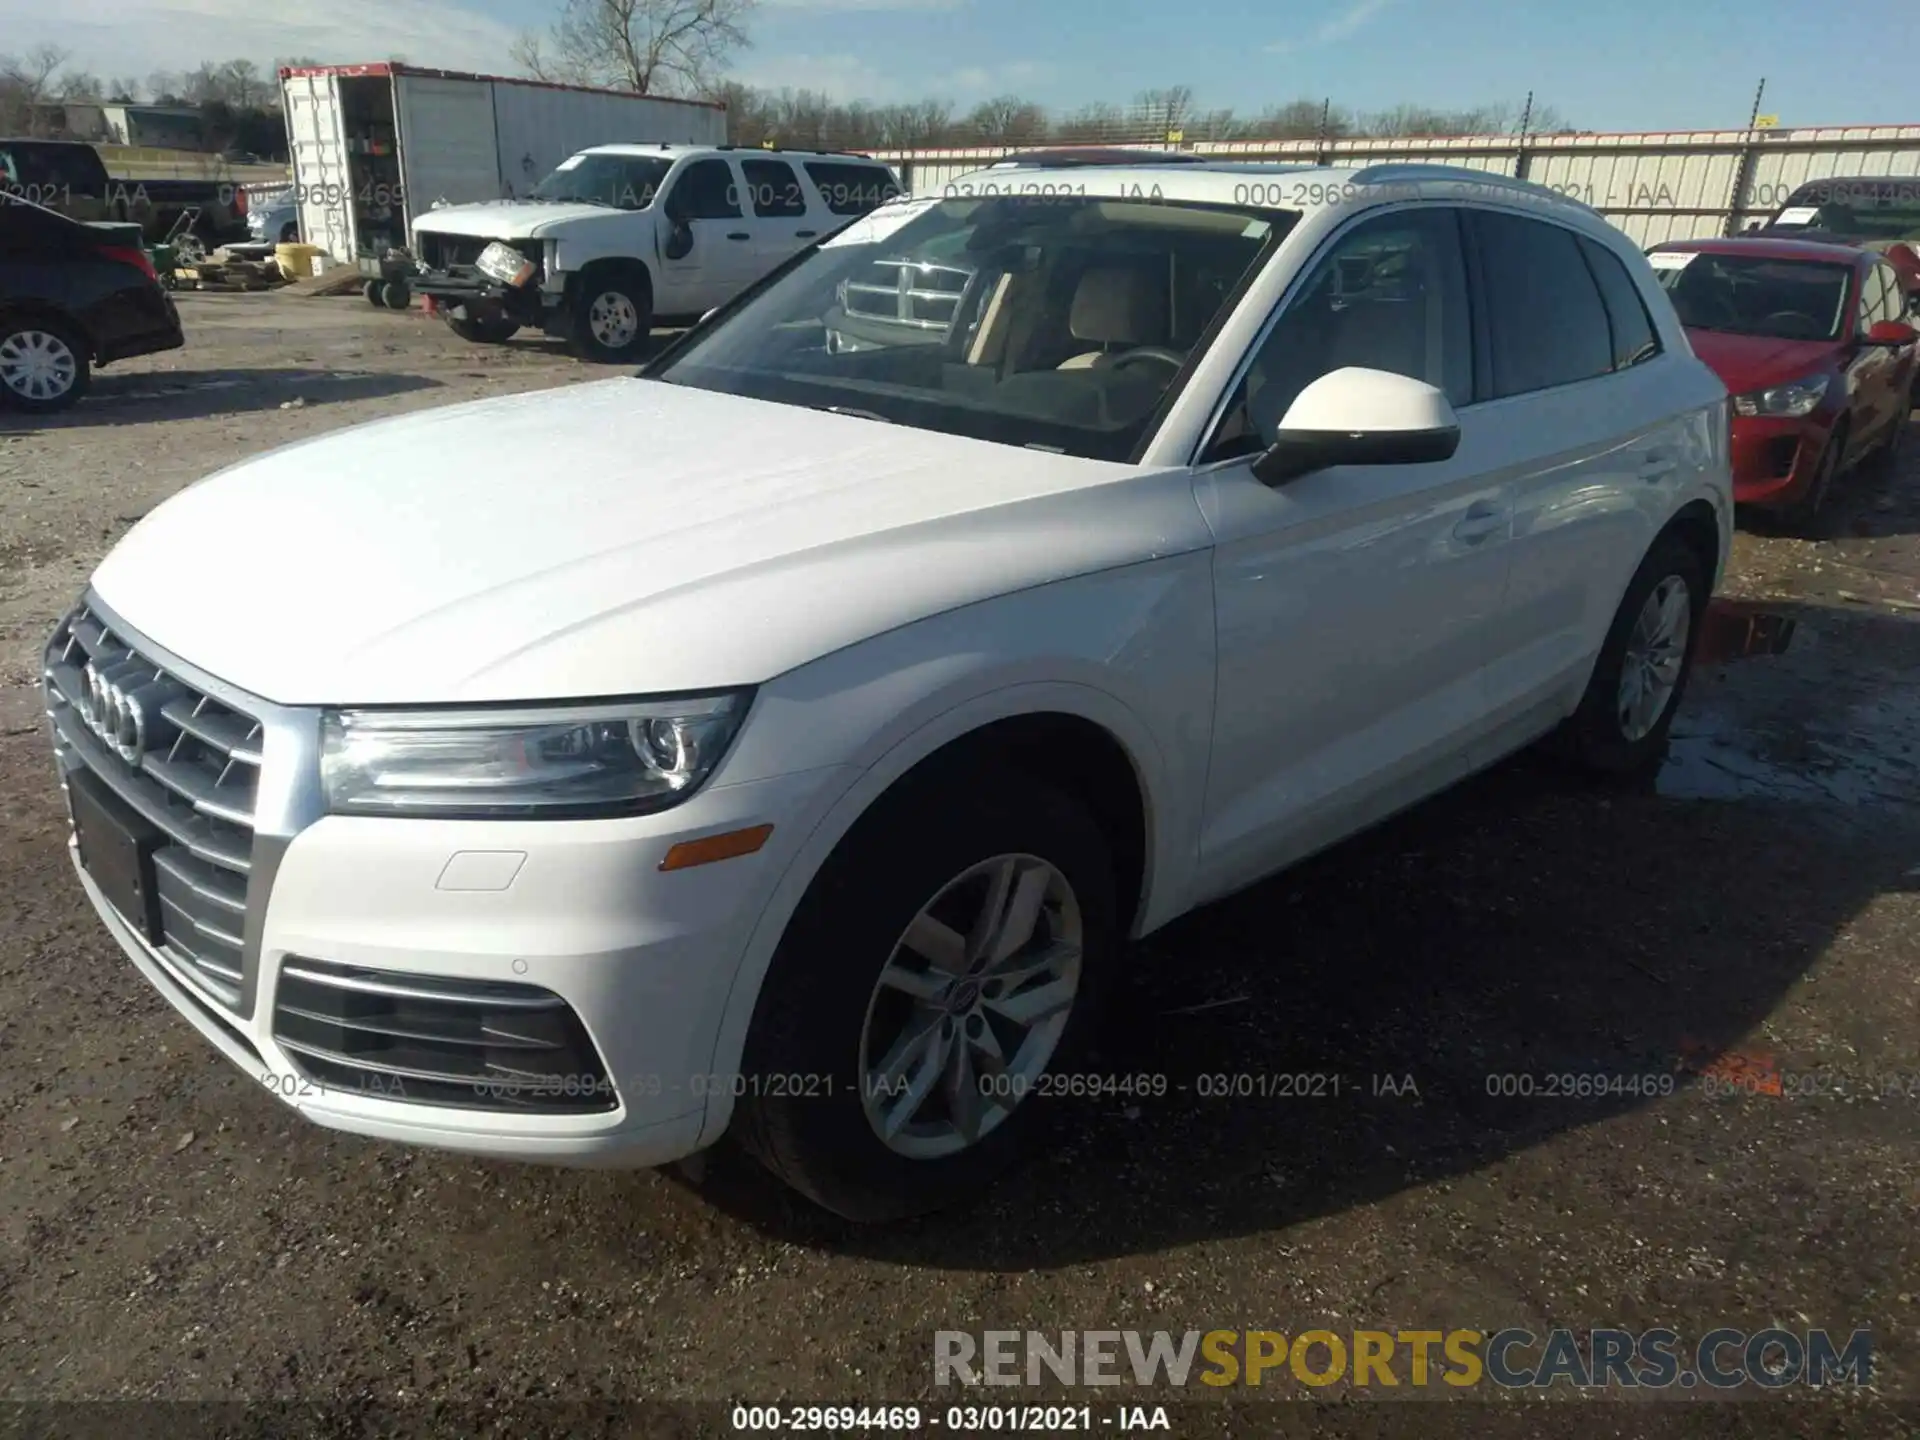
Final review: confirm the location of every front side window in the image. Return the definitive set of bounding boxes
[1206,207,1473,458]
[666,158,742,221]
[1654,251,1853,341]
[530,154,671,211]
[1475,210,1614,398]
[649,193,1295,461]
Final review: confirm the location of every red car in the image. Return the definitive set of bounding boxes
[1646,236,1918,528]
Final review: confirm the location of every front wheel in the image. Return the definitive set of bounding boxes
[569,270,652,363]
[734,770,1118,1222]
[1556,531,1708,778]
[0,320,91,414]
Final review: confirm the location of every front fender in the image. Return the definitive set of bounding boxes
[692,555,1217,1145]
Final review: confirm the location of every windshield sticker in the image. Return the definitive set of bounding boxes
[554,155,585,171]
[1242,219,1272,239]
[821,197,940,248]
[1774,206,1820,225]
[1647,250,1696,270]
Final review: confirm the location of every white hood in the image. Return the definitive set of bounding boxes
[410,200,629,240]
[90,381,1208,706]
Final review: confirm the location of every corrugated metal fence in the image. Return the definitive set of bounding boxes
[872,125,1920,246]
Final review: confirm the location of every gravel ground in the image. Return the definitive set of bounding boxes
[1,293,1917,1439]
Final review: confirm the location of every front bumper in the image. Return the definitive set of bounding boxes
[46,596,847,1168]
[1729,412,1834,508]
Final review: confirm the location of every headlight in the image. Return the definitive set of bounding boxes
[476,241,538,287]
[1732,373,1829,418]
[320,693,750,818]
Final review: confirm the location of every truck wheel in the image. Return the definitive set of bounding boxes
[1555,531,1707,779]
[733,768,1118,1222]
[380,280,412,311]
[569,267,653,363]
[0,319,92,414]
[445,312,520,344]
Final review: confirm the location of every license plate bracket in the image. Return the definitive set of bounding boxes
[68,768,166,945]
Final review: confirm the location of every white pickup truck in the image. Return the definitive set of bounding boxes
[410,144,902,361]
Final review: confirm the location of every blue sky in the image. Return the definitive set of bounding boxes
[14,0,1917,133]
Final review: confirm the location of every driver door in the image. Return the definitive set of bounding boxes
[657,157,757,314]
[1189,205,1517,905]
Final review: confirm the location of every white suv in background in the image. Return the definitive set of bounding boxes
[410,144,901,361]
[48,163,1732,1222]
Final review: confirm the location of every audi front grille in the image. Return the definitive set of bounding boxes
[43,603,263,1013]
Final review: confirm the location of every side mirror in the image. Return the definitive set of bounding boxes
[1866,319,1919,347]
[1251,367,1461,487]
[664,219,694,261]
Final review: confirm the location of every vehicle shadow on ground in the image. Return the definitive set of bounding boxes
[451,325,684,366]
[0,368,444,429]
[684,603,1920,1268]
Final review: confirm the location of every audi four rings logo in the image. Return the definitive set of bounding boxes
[80,661,161,766]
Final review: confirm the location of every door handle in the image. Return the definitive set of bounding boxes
[726,231,751,241]
[1452,501,1506,544]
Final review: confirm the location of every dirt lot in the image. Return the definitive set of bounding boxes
[1,293,1917,1439]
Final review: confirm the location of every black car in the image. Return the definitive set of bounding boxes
[1756,175,1920,296]
[0,195,185,413]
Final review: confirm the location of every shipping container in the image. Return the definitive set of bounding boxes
[278,63,727,263]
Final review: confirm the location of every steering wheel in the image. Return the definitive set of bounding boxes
[1105,346,1186,374]
[1762,310,1821,339]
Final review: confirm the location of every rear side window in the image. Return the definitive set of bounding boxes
[1576,237,1661,369]
[804,162,901,217]
[667,158,741,220]
[739,158,806,218]
[1473,210,1615,397]
[0,194,84,255]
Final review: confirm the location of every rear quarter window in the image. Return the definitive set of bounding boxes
[803,162,902,217]
[1576,236,1662,369]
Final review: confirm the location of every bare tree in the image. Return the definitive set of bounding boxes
[965,94,1047,145]
[60,71,105,102]
[0,44,73,134]
[107,75,143,103]
[514,0,756,96]
[221,59,266,111]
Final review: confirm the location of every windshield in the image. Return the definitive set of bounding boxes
[531,154,671,210]
[1770,182,1920,243]
[648,192,1295,461]
[1652,251,1852,341]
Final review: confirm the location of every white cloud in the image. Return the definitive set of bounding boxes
[1267,0,1394,54]
[733,52,1053,104]
[12,0,522,83]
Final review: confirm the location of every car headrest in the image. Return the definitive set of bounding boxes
[1069,264,1169,346]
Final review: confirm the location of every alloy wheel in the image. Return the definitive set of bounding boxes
[858,853,1083,1160]
[589,292,640,348]
[1617,574,1692,742]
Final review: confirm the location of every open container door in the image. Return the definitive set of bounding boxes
[394,72,504,248]
[283,71,354,262]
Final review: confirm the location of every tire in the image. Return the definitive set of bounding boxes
[1780,427,1843,535]
[379,279,412,311]
[0,318,92,414]
[734,768,1119,1222]
[363,279,384,307]
[1866,405,1909,479]
[569,267,653,363]
[279,223,299,244]
[1556,530,1709,779]
[444,311,520,344]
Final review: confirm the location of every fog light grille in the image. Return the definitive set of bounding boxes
[271,958,616,1113]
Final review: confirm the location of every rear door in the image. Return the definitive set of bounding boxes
[394,73,503,242]
[1466,208,1692,730]
[1190,204,1513,902]
[737,156,818,272]
[800,161,902,233]
[284,73,354,260]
